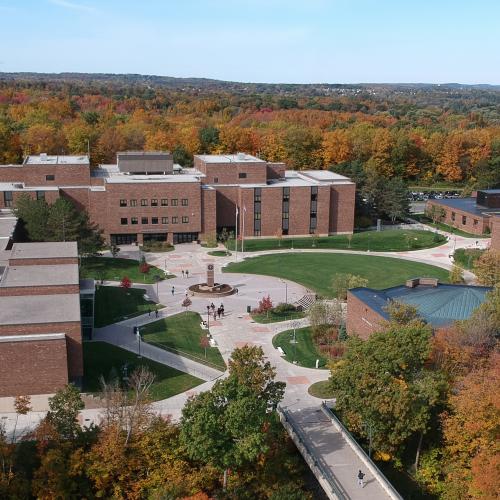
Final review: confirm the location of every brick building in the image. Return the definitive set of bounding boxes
[426,189,500,236]
[491,215,500,251]
[346,278,492,339]
[0,241,84,397]
[0,151,355,245]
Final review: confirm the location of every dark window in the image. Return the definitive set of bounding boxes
[311,186,318,195]
[3,191,13,208]
[182,216,189,223]
[310,200,317,213]
[254,219,261,231]
[254,230,261,236]
[473,219,478,226]
[161,217,168,224]
[141,199,148,206]
[282,212,289,219]
[213,177,219,183]
[120,218,128,225]
[131,217,138,225]
[254,188,261,202]
[141,217,148,224]
[120,199,127,207]
[283,187,290,201]
[152,217,158,224]
[172,216,178,224]
[282,200,289,212]
[282,218,289,230]
[310,215,317,231]
[239,172,247,179]
[171,199,178,206]
[181,199,188,206]
[45,174,55,181]
[451,212,456,221]
[462,215,467,225]
[254,212,261,220]
[151,199,158,207]
[36,191,45,200]
[130,199,137,207]
[161,198,168,206]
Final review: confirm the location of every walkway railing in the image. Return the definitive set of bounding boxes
[320,403,403,500]
[278,405,348,500]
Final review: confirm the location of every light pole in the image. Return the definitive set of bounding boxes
[135,326,142,358]
[206,305,211,332]
[282,280,288,304]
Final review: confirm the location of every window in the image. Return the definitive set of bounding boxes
[181,198,188,206]
[151,199,158,207]
[213,177,219,183]
[283,187,290,201]
[3,191,13,208]
[451,212,456,221]
[238,172,247,179]
[141,199,148,206]
[310,200,317,214]
[36,191,45,200]
[311,186,318,202]
[141,217,148,224]
[130,199,137,207]
[254,188,262,235]
[161,198,168,206]
[254,188,261,202]
[254,230,261,236]
[182,216,189,223]
[120,218,128,225]
[120,199,127,207]
[282,212,289,219]
[462,215,467,225]
[172,216,178,224]
[161,217,168,224]
[45,174,55,181]
[152,217,159,225]
[254,212,261,220]
[473,219,478,226]
[171,199,178,206]
[131,217,138,225]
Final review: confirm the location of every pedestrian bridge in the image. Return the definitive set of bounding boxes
[278,404,402,500]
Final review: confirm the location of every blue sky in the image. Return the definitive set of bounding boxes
[0,0,498,84]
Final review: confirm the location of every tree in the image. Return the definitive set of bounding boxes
[257,295,273,317]
[449,264,463,284]
[200,335,210,358]
[139,261,151,281]
[380,177,410,223]
[180,346,285,491]
[308,300,343,330]
[109,244,120,258]
[12,395,32,443]
[275,228,283,247]
[425,204,446,225]
[383,300,422,325]
[14,194,50,241]
[331,273,368,300]
[182,296,192,313]
[329,322,447,459]
[473,250,500,286]
[46,198,83,242]
[198,126,220,153]
[46,384,84,440]
[120,276,131,290]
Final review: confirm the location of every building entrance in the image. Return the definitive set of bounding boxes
[173,232,199,244]
[110,233,137,245]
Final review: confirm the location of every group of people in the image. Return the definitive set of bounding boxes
[207,302,224,321]
[180,269,190,278]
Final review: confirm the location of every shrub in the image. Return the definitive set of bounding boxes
[332,273,369,300]
[256,295,273,315]
[355,215,372,229]
[141,241,174,252]
[273,303,297,314]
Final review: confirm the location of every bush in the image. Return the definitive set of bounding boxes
[273,303,297,314]
[355,215,373,229]
[141,241,174,253]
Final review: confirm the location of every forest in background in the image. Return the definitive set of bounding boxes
[0,73,499,190]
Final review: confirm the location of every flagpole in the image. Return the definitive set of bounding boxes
[235,204,239,261]
[242,205,246,253]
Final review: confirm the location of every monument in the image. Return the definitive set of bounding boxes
[188,263,235,297]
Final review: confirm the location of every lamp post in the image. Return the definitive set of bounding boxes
[206,305,211,331]
[134,326,142,359]
[282,280,288,304]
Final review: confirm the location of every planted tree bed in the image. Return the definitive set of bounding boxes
[81,257,166,283]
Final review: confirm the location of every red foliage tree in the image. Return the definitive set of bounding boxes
[120,276,131,290]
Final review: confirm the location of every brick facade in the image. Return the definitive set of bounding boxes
[0,337,68,397]
[346,291,386,339]
[491,216,500,251]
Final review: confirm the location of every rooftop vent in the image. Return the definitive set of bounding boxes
[40,153,48,161]
[405,277,439,288]
[236,152,246,161]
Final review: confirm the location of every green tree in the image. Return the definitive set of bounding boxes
[198,126,220,153]
[380,177,410,223]
[46,384,84,440]
[331,273,368,300]
[329,322,447,459]
[46,198,83,242]
[180,346,285,490]
[14,194,50,241]
[173,144,193,167]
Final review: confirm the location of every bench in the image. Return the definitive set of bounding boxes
[277,347,285,356]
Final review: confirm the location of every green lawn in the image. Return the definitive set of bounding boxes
[226,229,445,253]
[224,253,449,298]
[251,310,306,324]
[94,286,161,328]
[141,312,226,371]
[80,257,167,283]
[273,327,328,368]
[453,248,485,270]
[308,380,335,399]
[83,342,203,401]
[412,214,490,238]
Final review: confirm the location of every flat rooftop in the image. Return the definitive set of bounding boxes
[24,154,89,165]
[351,283,492,327]
[0,264,79,287]
[196,153,265,163]
[0,293,81,325]
[10,241,78,260]
[0,182,59,192]
[431,197,500,217]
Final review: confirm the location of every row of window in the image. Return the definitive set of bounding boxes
[450,212,479,226]
[121,216,189,226]
[119,198,188,207]
[3,191,45,207]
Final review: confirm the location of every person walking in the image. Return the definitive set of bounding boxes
[217,307,221,319]
[220,303,224,317]
[181,270,185,278]
[357,470,365,488]
[185,269,189,278]
[155,309,159,318]
[171,286,175,296]
[213,310,217,321]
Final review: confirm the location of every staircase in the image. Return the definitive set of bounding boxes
[295,293,316,311]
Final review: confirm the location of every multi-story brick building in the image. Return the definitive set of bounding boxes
[0,241,84,397]
[491,215,500,251]
[346,278,492,339]
[426,189,500,236]
[0,151,355,245]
